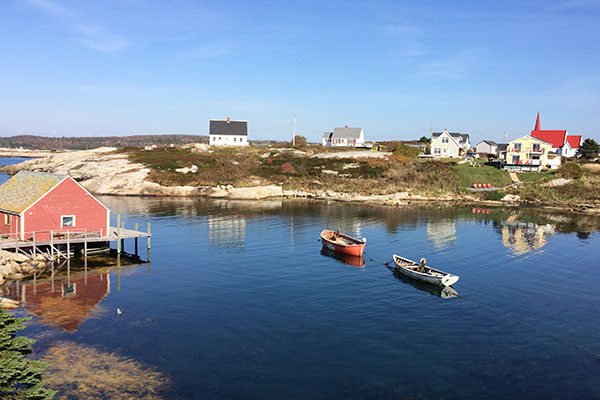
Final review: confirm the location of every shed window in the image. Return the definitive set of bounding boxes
[61,215,75,227]
[4,214,10,225]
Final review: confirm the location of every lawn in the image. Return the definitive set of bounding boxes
[451,163,513,189]
[518,171,553,183]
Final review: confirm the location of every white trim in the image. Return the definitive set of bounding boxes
[106,210,110,237]
[20,212,24,241]
[61,215,76,227]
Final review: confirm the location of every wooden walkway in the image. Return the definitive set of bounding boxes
[0,227,149,250]
[0,225,151,261]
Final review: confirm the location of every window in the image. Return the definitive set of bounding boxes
[61,215,75,227]
[4,214,9,225]
[233,137,237,142]
[442,137,449,143]
[512,155,520,164]
[434,148,441,154]
[514,143,521,152]
[532,143,541,152]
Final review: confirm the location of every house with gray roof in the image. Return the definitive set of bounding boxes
[430,129,471,158]
[476,140,498,155]
[209,117,248,146]
[322,126,365,147]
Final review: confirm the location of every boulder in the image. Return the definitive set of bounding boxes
[8,273,25,281]
[542,178,571,187]
[0,297,19,309]
[502,194,521,202]
[227,186,284,200]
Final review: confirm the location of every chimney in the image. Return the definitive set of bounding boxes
[345,125,348,129]
[227,116,230,123]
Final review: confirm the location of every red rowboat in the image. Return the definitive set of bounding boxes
[320,230,366,257]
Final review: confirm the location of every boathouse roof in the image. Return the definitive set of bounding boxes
[0,170,67,214]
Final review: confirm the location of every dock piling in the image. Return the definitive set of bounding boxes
[147,222,151,262]
[32,232,36,257]
[135,222,139,257]
[117,215,121,253]
[121,221,125,254]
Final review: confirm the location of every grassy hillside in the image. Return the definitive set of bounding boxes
[123,145,600,204]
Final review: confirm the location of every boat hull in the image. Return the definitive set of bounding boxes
[392,254,459,287]
[320,230,366,257]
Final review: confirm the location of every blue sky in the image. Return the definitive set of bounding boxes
[1,0,599,143]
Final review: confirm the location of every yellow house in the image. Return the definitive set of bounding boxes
[504,135,561,171]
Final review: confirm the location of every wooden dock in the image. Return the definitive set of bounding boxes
[0,222,151,260]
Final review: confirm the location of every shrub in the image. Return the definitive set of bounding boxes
[281,162,296,174]
[558,163,583,179]
[486,190,506,201]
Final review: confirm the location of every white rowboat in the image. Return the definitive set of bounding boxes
[392,254,459,287]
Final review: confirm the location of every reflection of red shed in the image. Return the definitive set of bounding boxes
[0,171,110,241]
[17,273,111,333]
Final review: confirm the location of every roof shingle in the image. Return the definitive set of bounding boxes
[0,171,66,214]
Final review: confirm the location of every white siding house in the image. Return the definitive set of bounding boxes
[476,140,497,155]
[209,118,248,146]
[430,129,471,158]
[322,126,365,147]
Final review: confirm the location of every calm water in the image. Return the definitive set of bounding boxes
[2,159,600,399]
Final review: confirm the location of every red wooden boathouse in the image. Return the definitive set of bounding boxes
[0,171,110,241]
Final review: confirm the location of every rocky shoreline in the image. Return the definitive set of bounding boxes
[0,147,598,213]
[0,250,53,309]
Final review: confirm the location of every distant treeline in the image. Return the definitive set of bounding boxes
[0,134,209,150]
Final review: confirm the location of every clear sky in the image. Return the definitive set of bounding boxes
[1,0,599,143]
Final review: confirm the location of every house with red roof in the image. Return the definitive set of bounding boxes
[530,113,581,158]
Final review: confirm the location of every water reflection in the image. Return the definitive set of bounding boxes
[6,258,145,333]
[426,219,456,250]
[208,215,246,249]
[10,268,110,333]
[320,248,365,268]
[500,215,556,256]
[99,196,600,257]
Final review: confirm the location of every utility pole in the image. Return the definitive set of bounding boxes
[292,115,296,147]
[430,120,433,138]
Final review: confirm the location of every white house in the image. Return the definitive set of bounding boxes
[322,126,365,147]
[209,117,248,146]
[476,140,497,155]
[430,129,471,158]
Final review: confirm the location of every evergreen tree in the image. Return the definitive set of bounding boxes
[0,310,54,399]
[576,138,599,159]
[419,136,431,144]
